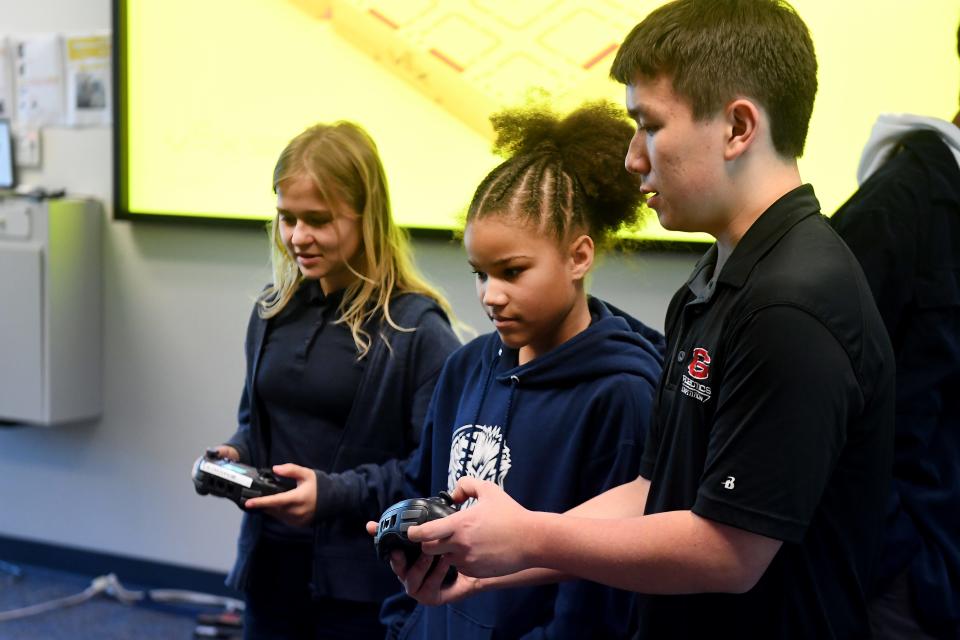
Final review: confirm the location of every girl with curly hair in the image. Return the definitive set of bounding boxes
[311,102,664,638]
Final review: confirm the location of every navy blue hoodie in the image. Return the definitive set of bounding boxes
[316,297,664,639]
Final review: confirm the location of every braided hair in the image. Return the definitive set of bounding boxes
[467,101,645,248]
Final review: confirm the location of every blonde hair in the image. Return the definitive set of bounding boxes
[259,121,455,358]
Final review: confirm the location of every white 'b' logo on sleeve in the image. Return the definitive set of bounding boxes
[723,476,736,490]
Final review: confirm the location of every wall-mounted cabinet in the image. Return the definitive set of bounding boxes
[0,197,101,425]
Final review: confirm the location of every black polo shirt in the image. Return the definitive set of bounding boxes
[635,185,895,639]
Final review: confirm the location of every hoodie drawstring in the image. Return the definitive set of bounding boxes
[493,374,520,488]
[459,356,497,481]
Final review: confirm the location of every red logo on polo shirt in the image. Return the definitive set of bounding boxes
[687,347,711,380]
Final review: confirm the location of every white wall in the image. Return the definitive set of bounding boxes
[0,0,698,573]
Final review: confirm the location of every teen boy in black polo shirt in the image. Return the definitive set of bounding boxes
[379,1,896,638]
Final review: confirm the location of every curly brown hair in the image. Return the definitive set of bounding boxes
[466,101,645,249]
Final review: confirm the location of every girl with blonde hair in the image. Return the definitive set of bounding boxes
[210,121,460,638]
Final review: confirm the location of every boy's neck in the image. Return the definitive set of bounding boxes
[714,160,803,274]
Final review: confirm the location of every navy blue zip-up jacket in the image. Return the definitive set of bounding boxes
[224,292,460,603]
[833,129,960,636]
[315,297,664,639]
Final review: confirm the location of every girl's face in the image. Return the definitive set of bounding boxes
[277,173,363,294]
[465,214,592,364]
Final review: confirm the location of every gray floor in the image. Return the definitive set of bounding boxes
[0,563,234,639]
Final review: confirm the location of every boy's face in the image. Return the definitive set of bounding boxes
[625,74,729,236]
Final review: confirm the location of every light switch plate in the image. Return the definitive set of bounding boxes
[14,128,41,168]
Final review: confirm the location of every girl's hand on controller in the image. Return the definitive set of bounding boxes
[367,521,482,607]
[363,521,480,605]
[395,550,481,605]
[211,445,240,462]
[243,463,317,527]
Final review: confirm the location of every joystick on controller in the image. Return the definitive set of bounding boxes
[374,491,459,585]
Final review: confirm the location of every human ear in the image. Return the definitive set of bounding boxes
[568,234,595,281]
[724,99,761,161]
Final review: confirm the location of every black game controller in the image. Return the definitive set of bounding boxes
[192,449,296,508]
[374,491,459,585]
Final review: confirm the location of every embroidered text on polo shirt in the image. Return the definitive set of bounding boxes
[681,346,712,402]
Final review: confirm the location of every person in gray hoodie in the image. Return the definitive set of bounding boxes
[831,23,960,640]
